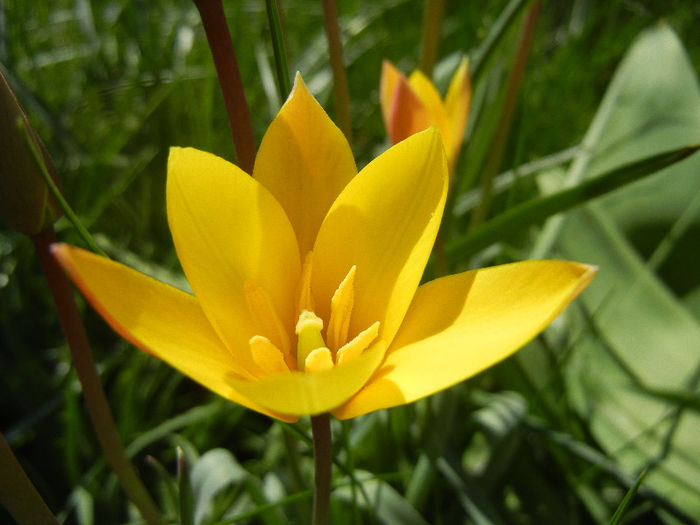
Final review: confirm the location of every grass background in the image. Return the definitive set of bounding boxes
[1,0,700,523]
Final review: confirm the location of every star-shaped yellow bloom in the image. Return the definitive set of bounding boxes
[53,74,594,422]
[380,58,471,171]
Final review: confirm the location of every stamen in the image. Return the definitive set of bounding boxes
[304,347,333,373]
[250,335,290,375]
[296,252,315,313]
[327,265,356,352]
[244,281,291,355]
[336,321,380,365]
[295,310,325,370]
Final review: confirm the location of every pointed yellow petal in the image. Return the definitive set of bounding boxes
[443,57,471,168]
[326,265,356,351]
[250,336,290,375]
[254,73,357,255]
[167,147,300,372]
[312,128,448,348]
[52,244,297,421]
[334,261,596,419]
[408,70,452,154]
[336,321,380,366]
[229,340,386,415]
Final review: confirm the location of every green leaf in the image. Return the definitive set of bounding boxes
[548,24,700,519]
[608,468,647,525]
[447,143,698,260]
[190,449,247,525]
[334,471,430,525]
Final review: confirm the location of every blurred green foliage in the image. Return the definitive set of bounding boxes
[1,1,699,523]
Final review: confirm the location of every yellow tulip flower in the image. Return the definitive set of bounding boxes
[53,74,594,422]
[381,58,471,171]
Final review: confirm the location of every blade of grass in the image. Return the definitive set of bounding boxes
[265,0,291,100]
[447,144,699,260]
[468,0,541,231]
[469,0,530,83]
[608,468,647,525]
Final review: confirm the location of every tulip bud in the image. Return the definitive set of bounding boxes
[0,68,61,235]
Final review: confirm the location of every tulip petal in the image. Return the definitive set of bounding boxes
[52,244,296,421]
[167,147,300,372]
[445,57,472,169]
[408,70,452,154]
[229,341,386,415]
[380,60,402,129]
[382,68,432,145]
[443,57,471,168]
[312,128,448,348]
[334,261,596,419]
[254,74,357,255]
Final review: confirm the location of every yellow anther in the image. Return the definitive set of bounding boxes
[250,335,290,375]
[296,251,315,313]
[336,321,380,365]
[304,347,334,374]
[327,265,356,352]
[295,310,326,370]
[244,281,291,354]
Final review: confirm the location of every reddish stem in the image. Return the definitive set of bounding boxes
[194,0,257,173]
[32,228,163,525]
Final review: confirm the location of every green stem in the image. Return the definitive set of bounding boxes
[419,0,445,76]
[19,119,105,256]
[321,0,353,145]
[265,0,292,100]
[0,431,58,525]
[194,0,256,173]
[468,0,541,231]
[311,413,332,525]
[32,228,164,525]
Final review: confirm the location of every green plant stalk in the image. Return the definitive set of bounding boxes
[321,0,353,145]
[0,431,58,525]
[419,0,445,76]
[448,144,700,260]
[311,413,332,525]
[32,228,164,525]
[469,0,529,83]
[608,468,647,525]
[468,0,541,231]
[265,0,292,100]
[194,0,256,173]
[19,119,106,257]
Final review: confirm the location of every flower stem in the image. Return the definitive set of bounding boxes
[0,431,58,525]
[32,228,164,525]
[321,0,353,146]
[419,0,445,76]
[194,0,256,174]
[311,413,332,525]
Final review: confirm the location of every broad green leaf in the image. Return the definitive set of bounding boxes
[550,24,700,518]
[334,471,429,525]
[190,449,248,525]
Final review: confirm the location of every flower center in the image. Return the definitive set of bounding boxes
[245,253,379,377]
